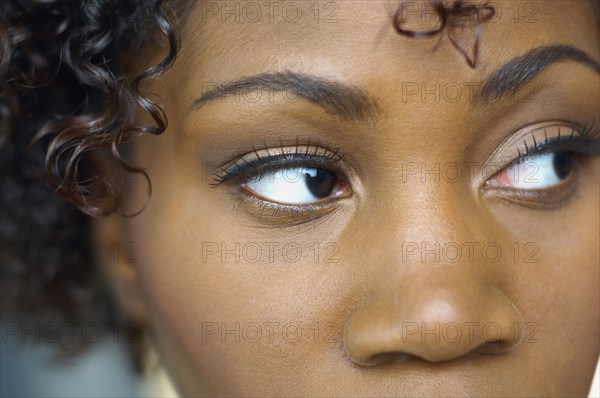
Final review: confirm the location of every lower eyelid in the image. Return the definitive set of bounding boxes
[482,161,581,210]
[233,188,343,227]
[483,183,578,210]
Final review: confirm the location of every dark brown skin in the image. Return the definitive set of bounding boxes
[95,1,599,396]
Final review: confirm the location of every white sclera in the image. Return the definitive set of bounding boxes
[245,167,328,204]
[503,153,564,189]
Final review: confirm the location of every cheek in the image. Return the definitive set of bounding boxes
[549,204,600,386]
[529,243,600,394]
[125,156,358,394]
[501,194,600,393]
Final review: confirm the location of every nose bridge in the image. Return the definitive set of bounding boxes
[377,179,491,267]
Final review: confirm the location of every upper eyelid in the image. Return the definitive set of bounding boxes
[481,121,599,177]
[220,142,344,168]
[207,121,600,187]
[211,148,346,187]
[491,135,599,180]
[516,134,600,161]
[519,120,600,155]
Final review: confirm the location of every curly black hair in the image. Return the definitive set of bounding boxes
[1,0,184,367]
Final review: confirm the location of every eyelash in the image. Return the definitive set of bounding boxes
[209,120,600,218]
[513,121,600,165]
[210,141,345,188]
[482,120,600,209]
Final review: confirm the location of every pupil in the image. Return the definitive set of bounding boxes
[552,152,573,180]
[304,169,335,198]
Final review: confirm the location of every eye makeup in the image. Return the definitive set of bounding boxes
[210,141,346,187]
[483,119,600,208]
[209,139,353,226]
[207,117,600,222]
[483,120,600,172]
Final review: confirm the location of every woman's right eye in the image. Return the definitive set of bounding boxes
[243,167,350,205]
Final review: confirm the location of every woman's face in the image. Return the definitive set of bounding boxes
[104,1,599,395]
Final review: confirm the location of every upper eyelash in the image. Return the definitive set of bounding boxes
[210,140,345,188]
[515,120,600,163]
[208,120,600,187]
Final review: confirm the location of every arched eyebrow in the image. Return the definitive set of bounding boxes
[479,44,600,102]
[191,45,599,120]
[191,70,380,123]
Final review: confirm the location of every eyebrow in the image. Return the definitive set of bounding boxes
[191,45,599,119]
[479,44,600,101]
[191,71,379,122]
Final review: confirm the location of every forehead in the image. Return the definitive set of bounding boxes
[176,0,599,82]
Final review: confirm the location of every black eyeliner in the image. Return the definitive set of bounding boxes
[516,122,600,164]
[210,144,344,187]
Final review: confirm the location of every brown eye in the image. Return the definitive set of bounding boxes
[305,168,336,198]
[552,152,574,180]
[243,167,349,205]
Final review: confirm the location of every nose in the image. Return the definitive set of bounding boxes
[343,275,523,365]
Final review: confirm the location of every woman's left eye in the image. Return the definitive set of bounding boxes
[488,151,574,190]
[243,167,349,205]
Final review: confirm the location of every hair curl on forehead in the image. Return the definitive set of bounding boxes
[393,0,495,68]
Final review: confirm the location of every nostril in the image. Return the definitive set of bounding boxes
[474,340,514,355]
[343,288,524,366]
[361,352,411,366]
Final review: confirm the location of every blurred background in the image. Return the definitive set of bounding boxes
[0,329,177,397]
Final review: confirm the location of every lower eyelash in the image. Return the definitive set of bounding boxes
[231,190,341,227]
